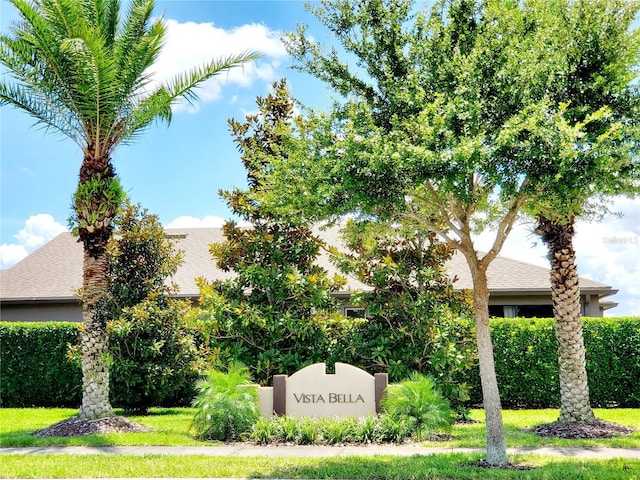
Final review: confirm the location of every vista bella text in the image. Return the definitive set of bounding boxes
[293,393,365,404]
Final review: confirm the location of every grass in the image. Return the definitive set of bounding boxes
[2,407,638,448]
[1,453,639,479]
[0,408,638,479]
[429,408,640,449]
[0,408,207,447]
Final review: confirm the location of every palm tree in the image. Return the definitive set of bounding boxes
[530,0,639,426]
[0,0,259,420]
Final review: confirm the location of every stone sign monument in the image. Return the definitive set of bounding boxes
[271,362,388,419]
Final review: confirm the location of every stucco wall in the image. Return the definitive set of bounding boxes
[0,302,82,322]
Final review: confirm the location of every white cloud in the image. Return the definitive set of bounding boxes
[0,244,28,269]
[148,20,288,112]
[573,197,639,316]
[1,214,67,269]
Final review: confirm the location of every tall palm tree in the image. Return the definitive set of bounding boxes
[530,0,639,426]
[0,0,259,420]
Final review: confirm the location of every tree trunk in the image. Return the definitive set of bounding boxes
[78,251,113,420]
[76,154,118,420]
[468,258,508,466]
[537,215,595,423]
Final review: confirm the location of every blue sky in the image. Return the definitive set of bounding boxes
[1,0,639,315]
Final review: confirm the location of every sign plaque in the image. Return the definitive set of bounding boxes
[283,362,377,418]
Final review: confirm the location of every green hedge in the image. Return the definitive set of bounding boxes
[463,317,640,408]
[0,322,81,407]
[2,317,639,408]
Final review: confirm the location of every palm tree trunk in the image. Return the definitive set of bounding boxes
[537,215,595,423]
[76,154,118,420]
[78,250,113,420]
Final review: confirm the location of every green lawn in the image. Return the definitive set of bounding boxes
[1,407,638,448]
[1,452,639,479]
[1,408,638,479]
[0,408,205,447]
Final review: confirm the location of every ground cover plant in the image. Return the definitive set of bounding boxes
[249,415,417,445]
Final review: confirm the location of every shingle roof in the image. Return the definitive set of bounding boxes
[0,227,615,303]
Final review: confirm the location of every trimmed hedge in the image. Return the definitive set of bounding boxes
[2,317,639,408]
[463,317,640,408]
[0,322,81,407]
[583,318,640,407]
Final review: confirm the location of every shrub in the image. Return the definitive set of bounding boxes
[0,322,81,407]
[248,413,427,445]
[381,373,454,441]
[487,317,560,408]
[108,297,200,413]
[2,317,638,409]
[104,201,201,413]
[191,362,260,441]
[582,317,640,407]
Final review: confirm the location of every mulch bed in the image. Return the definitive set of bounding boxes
[34,416,151,437]
[465,460,533,470]
[530,419,636,439]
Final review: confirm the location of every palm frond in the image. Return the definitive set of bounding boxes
[115,17,165,104]
[7,0,86,129]
[166,51,262,105]
[0,82,85,145]
[60,32,120,154]
[85,0,120,46]
[115,0,156,64]
[2,0,263,154]
[122,51,262,140]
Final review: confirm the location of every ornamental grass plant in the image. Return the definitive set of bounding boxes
[190,362,259,441]
[381,373,455,441]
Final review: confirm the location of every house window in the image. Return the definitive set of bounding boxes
[489,305,554,318]
[517,305,553,318]
[344,308,366,318]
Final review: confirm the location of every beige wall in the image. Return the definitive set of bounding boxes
[1,291,607,322]
[0,302,82,322]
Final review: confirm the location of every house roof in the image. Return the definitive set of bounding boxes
[0,227,616,303]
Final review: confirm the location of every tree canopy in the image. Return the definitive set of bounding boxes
[260,0,639,464]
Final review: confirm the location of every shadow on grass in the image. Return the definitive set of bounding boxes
[254,454,640,480]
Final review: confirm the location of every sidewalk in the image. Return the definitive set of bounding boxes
[2,444,640,459]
